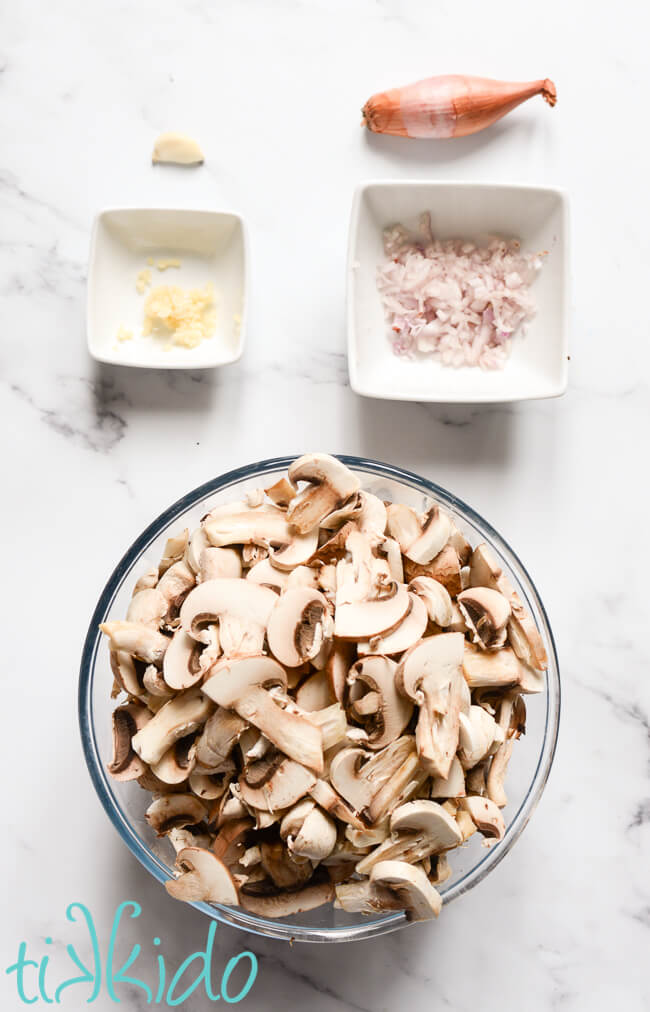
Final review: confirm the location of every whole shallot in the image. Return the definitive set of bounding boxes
[362,75,557,139]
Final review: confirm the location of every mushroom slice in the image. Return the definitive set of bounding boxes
[245,557,289,592]
[238,757,317,812]
[457,587,511,650]
[132,686,213,765]
[346,655,413,750]
[240,878,334,917]
[335,584,410,640]
[286,454,360,534]
[133,568,159,594]
[458,705,502,770]
[156,560,196,611]
[295,670,334,711]
[189,769,230,801]
[357,592,428,656]
[329,736,416,818]
[334,878,403,914]
[386,504,421,552]
[405,545,462,598]
[405,506,452,565]
[152,734,197,785]
[212,817,253,863]
[409,576,454,627]
[100,621,170,665]
[357,800,462,875]
[165,848,240,906]
[199,547,242,583]
[267,588,333,668]
[203,504,292,550]
[280,801,337,861]
[396,634,469,778]
[107,703,151,781]
[126,589,168,628]
[370,861,442,921]
[462,642,521,688]
[158,529,189,577]
[202,656,324,773]
[469,543,547,671]
[259,841,314,889]
[152,132,205,166]
[270,528,320,571]
[308,779,366,830]
[163,628,206,690]
[265,477,297,508]
[180,578,277,655]
[430,756,466,799]
[168,826,212,854]
[459,797,506,843]
[378,537,404,584]
[194,708,246,771]
[145,794,207,836]
[325,640,355,702]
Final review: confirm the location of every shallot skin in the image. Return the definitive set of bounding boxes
[362,75,557,139]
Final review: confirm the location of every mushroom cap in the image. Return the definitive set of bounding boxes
[386,503,421,552]
[194,708,246,771]
[203,504,292,549]
[156,560,196,609]
[166,847,239,905]
[179,578,277,643]
[198,546,243,582]
[457,587,511,650]
[107,703,150,781]
[100,621,170,665]
[370,860,442,921]
[267,587,333,668]
[238,757,317,812]
[201,655,287,709]
[389,800,462,850]
[357,592,428,656]
[409,576,454,627]
[347,655,413,750]
[126,588,168,628]
[405,507,452,565]
[152,735,197,785]
[162,628,205,690]
[295,670,334,711]
[458,704,500,769]
[335,584,410,640]
[245,556,289,592]
[270,528,319,571]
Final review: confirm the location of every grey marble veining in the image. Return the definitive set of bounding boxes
[1,0,649,1010]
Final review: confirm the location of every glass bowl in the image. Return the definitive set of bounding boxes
[79,455,560,943]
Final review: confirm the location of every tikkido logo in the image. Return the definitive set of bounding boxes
[5,902,258,1006]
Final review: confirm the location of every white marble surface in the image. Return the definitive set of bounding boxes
[1,0,648,1009]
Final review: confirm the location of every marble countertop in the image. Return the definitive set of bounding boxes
[2,1,648,1009]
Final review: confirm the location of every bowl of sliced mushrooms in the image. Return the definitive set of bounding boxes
[79,454,560,942]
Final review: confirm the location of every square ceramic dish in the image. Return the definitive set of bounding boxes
[347,181,569,402]
[87,208,248,368]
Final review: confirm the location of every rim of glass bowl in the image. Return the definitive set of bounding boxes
[79,455,560,944]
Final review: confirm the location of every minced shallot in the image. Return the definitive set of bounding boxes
[377,213,545,370]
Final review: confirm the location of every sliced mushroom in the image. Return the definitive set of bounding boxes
[265,476,297,508]
[238,756,317,812]
[199,547,243,583]
[131,686,213,765]
[194,708,246,771]
[409,576,454,627]
[240,878,334,917]
[259,841,314,889]
[142,664,175,699]
[180,578,277,656]
[404,545,462,598]
[459,796,506,842]
[126,588,168,628]
[100,621,170,665]
[357,592,428,656]
[356,800,462,875]
[295,670,334,711]
[335,583,410,640]
[462,642,521,688]
[158,530,190,577]
[405,507,452,565]
[107,703,151,781]
[152,734,197,785]
[308,779,366,830]
[457,587,511,650]
[166,848,240,906]
[156,560,196,612]
[280,801,337,861]
[334,878,400,914]
[203,504,291,550]
[202,655,324,773]
[458,705,502,770]
[133,568,159,594]
[286,454,361,534]
[270,527,320,571]
[163,628,206,690]
[370,860,442,921]
[430,756,466,799]
[267,587,333,668]
[189,769,230,800]
[396,634,469,778]
[469,543,547,671]
[145,794,207,836]
[346,655,413,749]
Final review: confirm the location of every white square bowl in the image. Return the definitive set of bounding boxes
[87,208,248,368]
[347,181,569,402]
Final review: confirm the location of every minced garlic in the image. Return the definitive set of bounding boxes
[136,268,152,294]
[116,324,133,343]
[156,257,182,271]
[142,283,217,349]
